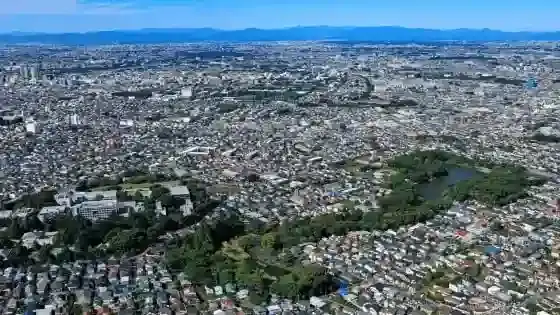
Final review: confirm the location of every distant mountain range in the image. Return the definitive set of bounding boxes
[2,26,560,45]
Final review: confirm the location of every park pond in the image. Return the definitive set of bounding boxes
[419,167,478,200]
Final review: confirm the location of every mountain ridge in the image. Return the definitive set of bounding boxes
[2,26,560,44]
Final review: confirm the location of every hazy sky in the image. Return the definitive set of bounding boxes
[1,0,559,33]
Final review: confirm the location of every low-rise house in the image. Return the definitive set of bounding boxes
[38,206,67,223]
[36,277,49,295]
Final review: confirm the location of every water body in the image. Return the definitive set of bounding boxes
[419,167,478,200]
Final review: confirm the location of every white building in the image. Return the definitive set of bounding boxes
[72,200,118,222]
[181,87,193,98]
[21,231,58,248]
[119,119,134,128]
[69,114,80,126]
[25,122,37,134]
[167,186,190,198]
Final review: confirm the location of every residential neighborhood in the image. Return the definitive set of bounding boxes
[0,38,560,315]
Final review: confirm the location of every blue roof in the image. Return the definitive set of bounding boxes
[485,246,501,254]
[525,78,538,89]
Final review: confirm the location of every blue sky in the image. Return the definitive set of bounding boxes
[1,0,558,33]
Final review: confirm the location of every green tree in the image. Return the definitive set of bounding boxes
[282,250,297,265]
[260,232,277,249]
[103,228,122,243]
[235,260,257,285]
[55,246,74,263]
[150,185,170,200]
[134,191,145,202]
[23,215,44,231]
[37,245,52,263]
[117,190,132,201]
[272,274,300,300]
[74,233,90,252]
[212,253,237,285]
[182,228,215,284]
[7,219,23,239]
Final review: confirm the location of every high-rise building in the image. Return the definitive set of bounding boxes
[19,65,29,80]
[69,114,80,126]
[29,66,38,81]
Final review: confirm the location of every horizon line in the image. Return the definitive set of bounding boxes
[3,25,560,36]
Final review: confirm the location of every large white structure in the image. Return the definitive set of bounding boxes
[25,122,37,134]
[181,87,193,98]
[72,200,118,222]
[69,114,80,126]
[119,119,134,128]
[179,146,216,156]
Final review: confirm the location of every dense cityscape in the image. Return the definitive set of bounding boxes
[0,40,560,315]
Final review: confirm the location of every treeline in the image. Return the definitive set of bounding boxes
[448,167,544,206]
[531,133,560,143]
[387,150,455,184]
[0,205,222,268]
[3,189,58,211]
[0,179,221,267]
[168,204,449,302]
[385,150,544,211]
[166,150,544,301]
[167,205,445,302]
[423,74,525,86]
[167,212,363,303]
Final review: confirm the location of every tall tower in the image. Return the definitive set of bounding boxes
[20,65,29,81]
[30,66,38,82]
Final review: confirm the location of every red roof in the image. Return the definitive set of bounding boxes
[455,230,468,237]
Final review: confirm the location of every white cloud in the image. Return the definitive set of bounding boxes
[77,2,142,15]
